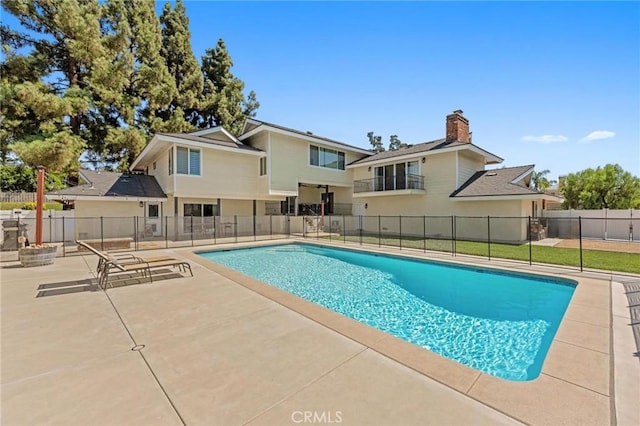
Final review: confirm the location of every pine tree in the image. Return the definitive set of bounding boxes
[156,0,203,131]
[199,39,259,135]
[97,0,177,168]
[388,134,407,151]
[1,0,106,172]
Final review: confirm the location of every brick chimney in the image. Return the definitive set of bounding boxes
[446,109,470,143]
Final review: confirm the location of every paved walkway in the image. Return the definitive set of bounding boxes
[1,241,638,425]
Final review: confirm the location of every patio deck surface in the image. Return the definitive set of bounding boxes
[1,239,638,425]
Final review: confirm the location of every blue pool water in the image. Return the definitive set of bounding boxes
[199,243,575,381]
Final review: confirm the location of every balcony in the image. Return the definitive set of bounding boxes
[353,174,425,195]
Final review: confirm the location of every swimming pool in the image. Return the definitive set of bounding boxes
[199,243,575,381]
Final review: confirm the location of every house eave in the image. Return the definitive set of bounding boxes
[347,144,503,169]
[239,125,372,155]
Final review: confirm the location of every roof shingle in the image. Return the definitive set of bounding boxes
[48,170,166,199]
[450,165,540,197]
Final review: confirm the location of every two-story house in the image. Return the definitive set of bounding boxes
[48,110,558,242]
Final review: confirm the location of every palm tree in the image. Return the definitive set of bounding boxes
[530,169,556,192]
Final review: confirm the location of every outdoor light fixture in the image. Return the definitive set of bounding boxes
[422,157,426,163]
[139,201,144,208]
[368,166,372,171]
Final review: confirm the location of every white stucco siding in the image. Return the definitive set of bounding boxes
[147,147,173,194]
[268,133,363,193]
[456,151,485,189]
[173,147,267,199]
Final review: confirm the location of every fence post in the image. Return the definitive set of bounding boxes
[100,216,104,251]
[451,216,455,256]
[359,216,363,245]
[253,215,257,242]
[378,215,381,248]
[399,215,402,250]
[316,214,319,240]
[423,216,426,253]
[191,215,194,247]
[270,215,273,240]
[48,211,52,244]
[528,216,532,266]
[487,216,491,261]
[579,216,583,272]
[343,215,346,244]
[165,216,168,249]
[234,215,238,243]
[62,217,66,257]
[133,216,138,251]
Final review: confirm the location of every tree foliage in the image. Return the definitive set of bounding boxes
[367,132,407,152]
[1,0,259,181]
[559,164,640,209]
[0,164,65,192]
[367,132,384,153]
[530,169,556,192]
[199,39,259,135]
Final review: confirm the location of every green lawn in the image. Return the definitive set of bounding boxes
[318,234,640,274]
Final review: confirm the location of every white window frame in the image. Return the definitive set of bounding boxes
[309,144,345,171]
[175,146,202,176]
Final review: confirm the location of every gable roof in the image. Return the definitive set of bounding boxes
[47,170,166,200]
[348,138,503,166]
[450,165,540,198]
[130,132,263,171]
[189,126,240,143]
[158,133,260,152]
[239,118,372,155]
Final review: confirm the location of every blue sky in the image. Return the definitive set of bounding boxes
[176,0,639,180]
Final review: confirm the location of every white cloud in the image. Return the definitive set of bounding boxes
[521,135,568,144]
[580,130,615,143]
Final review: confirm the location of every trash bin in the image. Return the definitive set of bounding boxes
[1,219,29,251]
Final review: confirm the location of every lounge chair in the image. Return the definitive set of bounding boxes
[75,240,193,289]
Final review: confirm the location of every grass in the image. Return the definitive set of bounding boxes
[318,234,640,274]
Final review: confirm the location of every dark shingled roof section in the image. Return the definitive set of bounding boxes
[248,120,371,153]
[159,133,262,152]
[349,138,456,165]
[49,170,166,198]
[450,165,541,198]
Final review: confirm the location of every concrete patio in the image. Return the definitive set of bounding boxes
[1,239,638,425]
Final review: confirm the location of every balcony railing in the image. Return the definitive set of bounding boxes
[353,174,424,193]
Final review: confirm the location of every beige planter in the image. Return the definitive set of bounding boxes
[19,246,57,267]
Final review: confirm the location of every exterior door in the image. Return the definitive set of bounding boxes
[145,202,162,237]
[321,192,334,214]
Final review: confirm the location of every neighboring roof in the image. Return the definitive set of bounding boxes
[47,170,166,199]
[239,119,372,155]
[158,133,260,152]
[349,138,503,166]
[450,165,540,198]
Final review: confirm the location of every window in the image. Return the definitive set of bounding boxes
[373,160,422,191]
[168,148,173,175]
[176,147,201,175]
[148,204,159,218]
[184,203,217,217]
[310,145,345,170]
[260,157,267,176]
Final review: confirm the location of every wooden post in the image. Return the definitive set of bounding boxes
[35,166,45,245]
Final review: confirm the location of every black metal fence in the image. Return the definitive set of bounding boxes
[301,215,639,273]
[1,214,638,274]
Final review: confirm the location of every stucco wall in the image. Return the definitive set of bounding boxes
[171,147,267,199]
[267,133,364,193]
[457,151,484,188]
[147,147,173,194]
